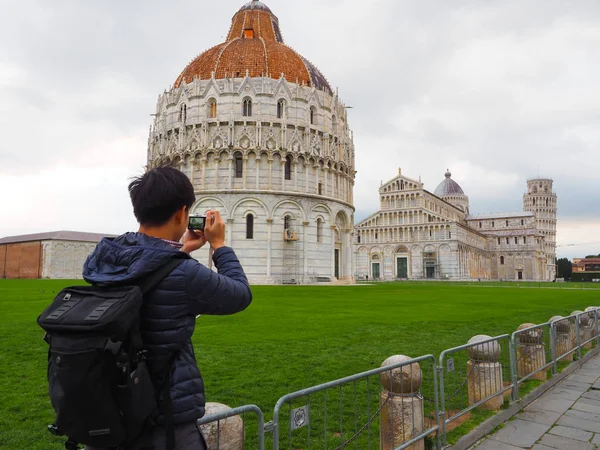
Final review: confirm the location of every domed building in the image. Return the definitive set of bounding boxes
[434,170,470,215]
[147,0,356,284]
[354,168,557,281]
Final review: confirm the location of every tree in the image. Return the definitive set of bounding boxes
[557,258,573,280]
[585,254,600,258]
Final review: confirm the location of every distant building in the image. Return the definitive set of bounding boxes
[0,231,114,279]
[573,258,600,273]
[354,169,557,281]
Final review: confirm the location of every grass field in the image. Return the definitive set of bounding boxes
[1,280,598,449]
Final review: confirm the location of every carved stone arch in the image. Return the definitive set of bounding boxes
[231,197,269,220]
[309,203,334,223]
[191,196,229,218]
[218,149,230,161]
[272,199,307,222]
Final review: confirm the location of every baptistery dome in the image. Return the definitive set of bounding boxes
[174,0,332,94]
[147,0,355,285]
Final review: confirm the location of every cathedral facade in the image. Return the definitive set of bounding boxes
[147,0,355,284]
[354,170,557,282]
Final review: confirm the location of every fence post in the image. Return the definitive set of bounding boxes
[438,356,447,447]
[379,355,424,450]
[467,335,503,411]
[550,323,558,374]
[510,333,520,402]
[572,311,584,357]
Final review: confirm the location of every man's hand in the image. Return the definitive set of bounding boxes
[204,210,226,251]
[181,230,207,254]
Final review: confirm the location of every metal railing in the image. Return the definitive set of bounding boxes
[439,335,514,446]
[197,404,265,450]
[271,355,440,450]
[196,308,600,449]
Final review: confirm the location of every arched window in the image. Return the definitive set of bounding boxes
[318,182,323,195]
[179,104,187,122]
[310,106,316,125]
[500,256,505,265]
[546,198,549,207]
[245,214,254,239]
[285,155,292,180]
[277,100,286,119]
[284,215,292,232]
[317,219,323,243]
[234,152,243,178]
[243,98,253,117]
[357,235,361,244]
[208,99,217,118]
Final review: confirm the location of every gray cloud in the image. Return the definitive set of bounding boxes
[1,0,599,258]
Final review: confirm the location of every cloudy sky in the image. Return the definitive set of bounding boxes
[1,0,599,259]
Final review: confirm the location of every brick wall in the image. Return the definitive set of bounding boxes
[0,245,6,278]
[2,241,42,279]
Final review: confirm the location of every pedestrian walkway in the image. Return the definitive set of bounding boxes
[473,353,600,450]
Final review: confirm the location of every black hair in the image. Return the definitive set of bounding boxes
[128,165,195,226]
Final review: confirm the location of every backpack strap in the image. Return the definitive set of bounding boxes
[138,258,184,295]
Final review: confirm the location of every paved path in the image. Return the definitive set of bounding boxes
[472,353,600,450]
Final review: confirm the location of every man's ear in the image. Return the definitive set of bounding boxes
[174,206,188,225]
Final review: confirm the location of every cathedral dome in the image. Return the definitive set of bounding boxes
[434,170,465,197]
[174,0,332,94]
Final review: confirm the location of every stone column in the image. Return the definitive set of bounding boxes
[467,335,503,411]
[304,163,309,193]
[266,219,273,279]
[380,355,424,450]
[551,316,573,362]
[227,219,234,247]
[281,160,286,191]
[293,162,298,190]
[268,158,273,189]
[242,157,248,189]
[228,158,233,190]
[201,157,207,190]
[198,402,243,450]
[189,158,195,185]
[255,157,260,190]
[215,156,220,188]
[516,323,547,381]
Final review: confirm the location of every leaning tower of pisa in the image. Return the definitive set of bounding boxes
[523,178,557,280]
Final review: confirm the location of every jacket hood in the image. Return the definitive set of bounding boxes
[83,232,188,285]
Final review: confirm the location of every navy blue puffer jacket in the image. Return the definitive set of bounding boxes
[82,232,252,424]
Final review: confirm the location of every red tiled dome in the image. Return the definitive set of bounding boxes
[174,1,332,94]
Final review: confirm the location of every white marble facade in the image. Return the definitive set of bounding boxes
[147,76,356,284]
[354,170,557,282]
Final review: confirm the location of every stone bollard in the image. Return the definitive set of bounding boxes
[198,403,244,450]
[585,307,599,341]
[550,316,573,362]
[380,355,424,450]
[572,311,591,349]
[467,335,504,411]
[516,323,547,381]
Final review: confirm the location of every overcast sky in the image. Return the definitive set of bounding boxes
[1,0,599,259]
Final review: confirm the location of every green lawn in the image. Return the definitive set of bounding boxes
[0,280,598,449]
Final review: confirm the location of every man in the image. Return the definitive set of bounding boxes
[82,166,252,449]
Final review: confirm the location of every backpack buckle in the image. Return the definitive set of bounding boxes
[104,339,122,355]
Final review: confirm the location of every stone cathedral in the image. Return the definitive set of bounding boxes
[354,170,557,282]
[147,0,355,284]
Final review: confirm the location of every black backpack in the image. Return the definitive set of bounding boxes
[37,259,182,450]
